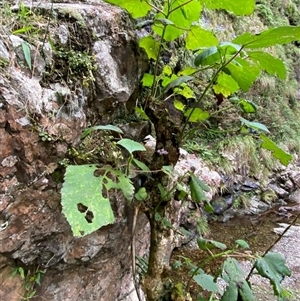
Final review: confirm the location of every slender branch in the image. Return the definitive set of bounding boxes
[179,46,245,143]
[144,0,166,16]
[169,0,194,14]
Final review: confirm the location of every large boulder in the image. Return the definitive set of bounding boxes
[0,1,148,300]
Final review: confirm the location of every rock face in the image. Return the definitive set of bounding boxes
[0,1,148,300]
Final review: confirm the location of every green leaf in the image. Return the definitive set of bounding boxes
[178,67,197,76]
[174,99,186,112]
[61,165,115,237]
[213,72,240,97]
[254,252,291,295]
[62,165,135,237]
[240,117,270,133]
[176,183,188,199]
[238,280,255,301]
[204,202,214,214]
[117,138,146,154]
[104,0,151,18]
[184,108,210,122]
[141,73,155,88]
[233,26,300,49]
[186,25,218,50]
[135,187,147,201]
[222,258,246,281]
[12,25,34,34]
[164,76,194,93]
[189,174,210,203]
[238,99,257,113]
[18,267,25,279]
[248,51,286,80]
[221,281,238,301]
[194,46,219,66]
[135,106,149,120]
[225,58,261,91]
[158,183,169,200]
[235,239,249,249]
[132,158,150,172]
[221,258,255,301]
[193,273,219,292]
[153,0,202,41]
[260,134,292,166]
[21,41,32,70]
[197,237,227,251]
[139,36,160,60]
[175,84,195,99]
[201,0,255,15]
[162,165,173,176]
[81,124,123,139]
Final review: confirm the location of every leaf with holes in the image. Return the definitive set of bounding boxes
[62,165,134,237]
[61,165,115,237]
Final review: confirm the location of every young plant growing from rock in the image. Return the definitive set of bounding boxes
[61,0,300,300]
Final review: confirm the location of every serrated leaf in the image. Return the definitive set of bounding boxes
[61,165,115,237]
[225,58,261,91]
[235,239,249,249]
[163,65,173,76]
[141,73,155,88]
[202,0,255,15]
[238,99,257,113]
[117,138,146,154]
[153,0,202,41]
[186,25,218,50]
[139,36,160,60]
[164,76,194,93]
[104,0,151,18]
[197,237,227,251]
[193,273,219,292]
[233,26,300,49]
[21,41,32,70]
[184,108,210,123]
[175,84,195,99]
[213,72,240,97]
[174,99,186,111]
[135,187,147,201]
[248,51,286,80]
[240,117,270,133]
[260,134,292,166]
[81,124,123,139]
[254,252,291,295]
